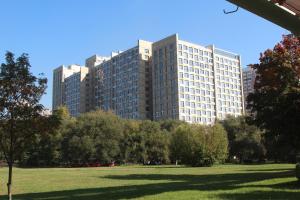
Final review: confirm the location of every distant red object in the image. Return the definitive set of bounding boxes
[87,162,101,167]
[100,162,115,167]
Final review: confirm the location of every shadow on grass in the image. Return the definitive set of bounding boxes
[244,168,294,172]
[8,168,300,200]
[134,165,188,169]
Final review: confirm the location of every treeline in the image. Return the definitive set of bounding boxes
[15,107,268,167]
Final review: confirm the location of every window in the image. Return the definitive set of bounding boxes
[178,58,183,64]
[180,101,184,107]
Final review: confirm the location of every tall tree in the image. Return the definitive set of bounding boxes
[121,120,146,164]
[247,35,300,162]
[170,124,228,167]
[221,116,265,163]
[61,110,123,165]
[0,52,59,199]
[140,120,170,164]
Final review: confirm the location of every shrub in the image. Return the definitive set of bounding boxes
[221,116,266,163]
[170,123,228,167]
[206,123,228,164]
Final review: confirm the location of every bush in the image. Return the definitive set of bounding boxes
[19,108,229,167]
[170,123,228,167]
[206,123,228,164]
[140,120,170,164]
[221,116,266,163]
[296,163,300,180]
[60,110,124,165]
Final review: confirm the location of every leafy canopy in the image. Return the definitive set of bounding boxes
[248,35,300,161]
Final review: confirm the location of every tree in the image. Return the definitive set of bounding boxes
[206,123,228,164]
[19,107,71,167]
[221,116,265,163]
[170,124,206,166]
[0,52,60,199]
[139,120,170,164]
[247,35,300,162]
[121,120,146,164]
[61,110,123,165]
[170,124,228,167]
[159,119,186,132]
[169,124,193,165]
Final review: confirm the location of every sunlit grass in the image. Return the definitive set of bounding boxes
[0,164,299,200]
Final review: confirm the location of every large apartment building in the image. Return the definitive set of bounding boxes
[52,65,89,116]
[94,40,152,120]
[64,66,89,116]
[242,66,256,110]
[52,34,244,124]
[85,55,110,112]
[152,34,244,124]
[52,64,82,110]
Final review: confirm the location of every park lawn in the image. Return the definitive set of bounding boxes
[0,164,299,200]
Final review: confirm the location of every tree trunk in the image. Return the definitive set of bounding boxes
[7,163,13,200]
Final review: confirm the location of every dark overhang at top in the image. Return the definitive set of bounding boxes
[227,0,300,36]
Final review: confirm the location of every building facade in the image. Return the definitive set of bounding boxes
[85,55,110,112]
[94,40,152,120]
[152,34,244,124]
[64,66,89,116]
[53,34,244,123]
[52,65,82,111]
[242,66,256,110]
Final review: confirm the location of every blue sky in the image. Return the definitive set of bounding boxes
[0,0,289,109]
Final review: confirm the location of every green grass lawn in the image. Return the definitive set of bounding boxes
[0,164,299,200]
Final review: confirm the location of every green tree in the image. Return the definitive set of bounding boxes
[140,120,169,164]
[19,107,71,167]
[171,124,208,166]
[206,123,228,164]
[61,110,123,165]
[121,120,146,164]
[221,116,265,163]
[170,123,228,167]
[159,119,186,132]
[247,35,300,162]
[0,52,60,199]
[169,124,193,165]
[67,135,96,164]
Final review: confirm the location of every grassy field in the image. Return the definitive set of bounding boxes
[0,164,299,200]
